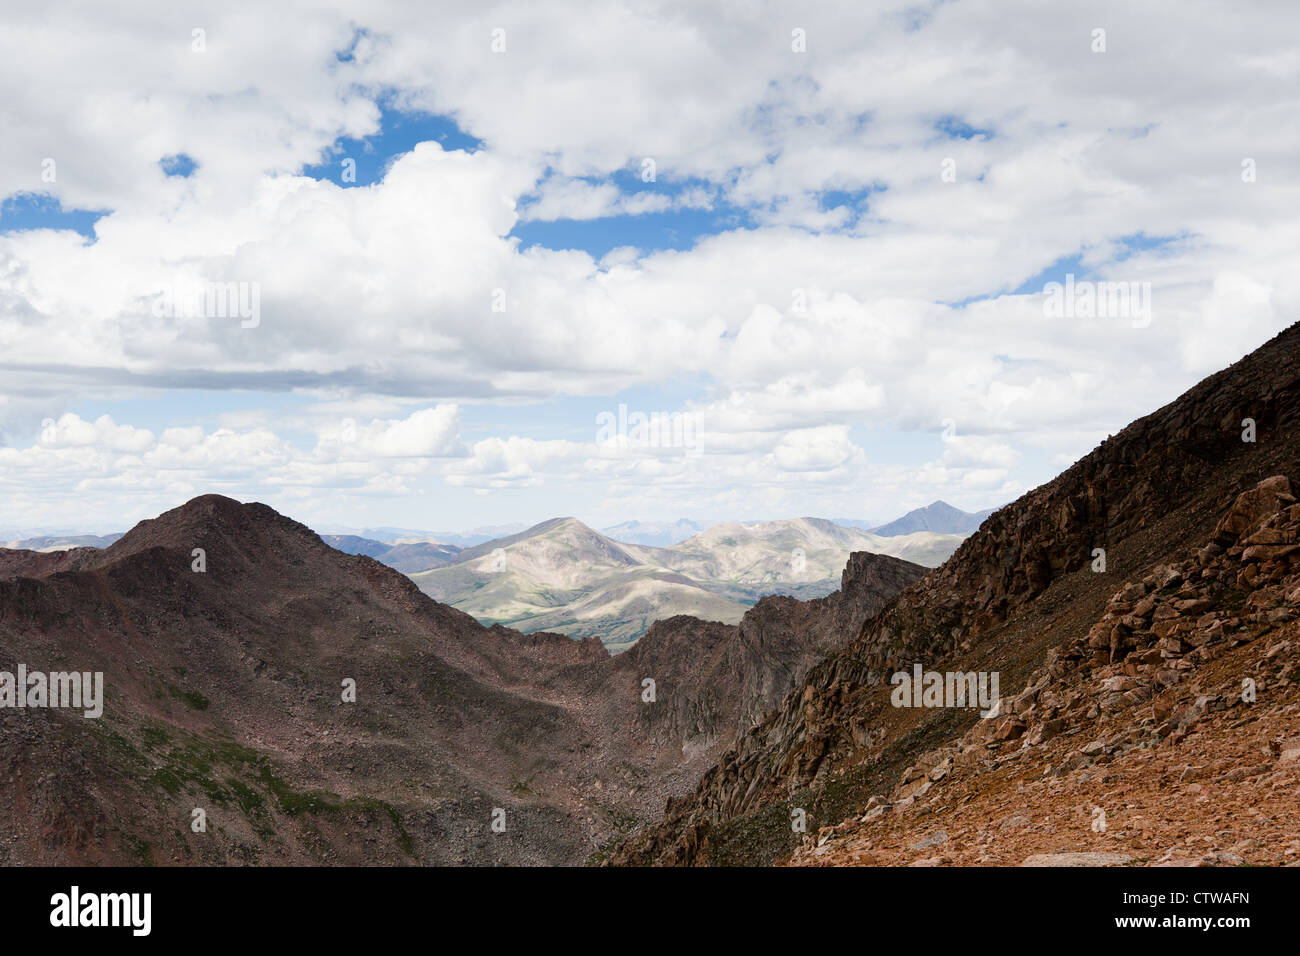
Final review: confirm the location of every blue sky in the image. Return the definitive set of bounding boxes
[0,193,108,240]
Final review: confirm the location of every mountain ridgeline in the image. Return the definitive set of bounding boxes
[408,515,963,650]
[8,508,978,655]
[867,500,995,537]
[0,497,923,865]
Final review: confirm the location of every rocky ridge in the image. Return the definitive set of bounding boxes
[795,475,1300,866]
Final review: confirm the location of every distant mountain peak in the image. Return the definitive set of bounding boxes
[869,500,994,537]
[601,518,707,547]
[921,498,960,511]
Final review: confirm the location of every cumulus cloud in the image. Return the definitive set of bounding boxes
[768,426,864,472]
[315,405,466,460]
[446,436,585,488]
[1,1,1297,528]
[39,413,155,453]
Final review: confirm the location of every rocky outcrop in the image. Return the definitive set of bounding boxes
[0,546,98,580]
[608,551,927,749]
[792,475,1300,867]
[732,551,929,730]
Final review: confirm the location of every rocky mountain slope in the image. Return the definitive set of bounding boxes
[793,476,1300,867]
[0,497,921,865]
[609,322,1300,866]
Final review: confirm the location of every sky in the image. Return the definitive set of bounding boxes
[1,0,1297,534]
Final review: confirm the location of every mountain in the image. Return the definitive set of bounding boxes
[317,524,529,549]
[3,532,124,551]
[602,519,709,546]
[655,517,963,600]
[827,518,878,531]
[428,524,530,548]
[318,533,392,558]
[320,534,462,573]
[408,516,960,650]
[373,541,465,573]
[0,495,920,865]
[867,501,996,537]
[408,518,750,652]
[609,322,1300,867]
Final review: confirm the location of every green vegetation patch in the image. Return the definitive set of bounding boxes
[98,721,415,856]
[586,804,643,866]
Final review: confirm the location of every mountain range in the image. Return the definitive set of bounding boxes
[600,519,708,547]
[407,516,963,651]
[12,509,973,653]
[317,524,530,549]
[0,496,921,865]
[319,535,464,574]
[2,533,125,552]
[3,326,1298,867]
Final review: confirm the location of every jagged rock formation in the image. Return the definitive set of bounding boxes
[609,323,1300,866]
[616,552,927,746]
[0,497,920,865]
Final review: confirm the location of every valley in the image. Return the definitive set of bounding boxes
[0,497,923,864]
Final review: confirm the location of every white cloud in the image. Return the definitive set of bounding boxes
[1,1,1298,528]
[768,425,863,472]
[41,413,155,453]
[315,405,466,460]
[446,436,584,488]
